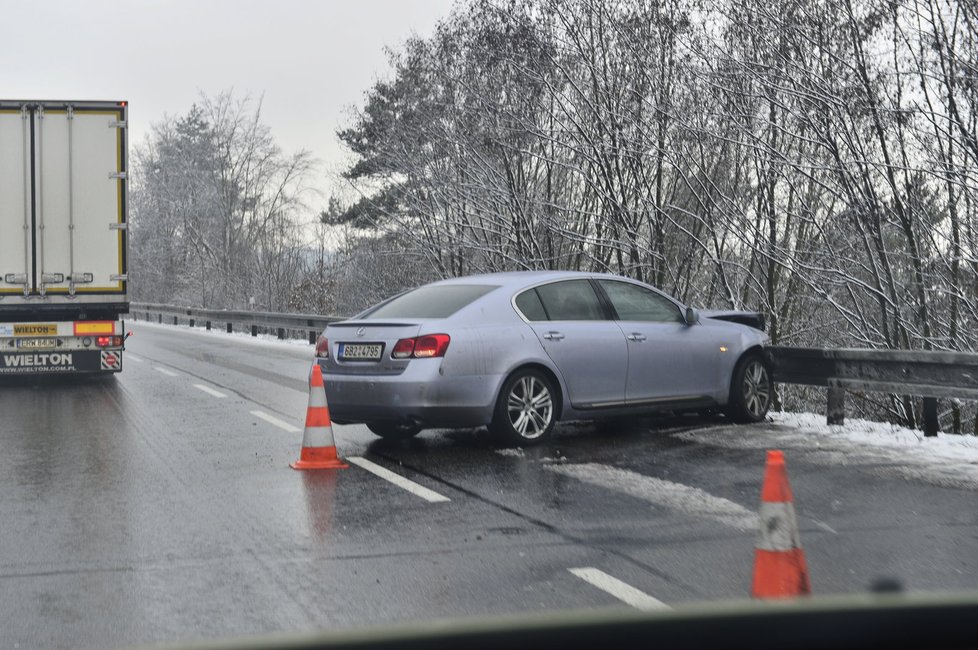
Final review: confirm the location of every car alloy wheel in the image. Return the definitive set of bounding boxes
[492,369,557,445]
[727,354,772,423]
[741,359,771,419]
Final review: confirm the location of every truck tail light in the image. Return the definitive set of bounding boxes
[392,334,450,359]
[315,335,329,358]
[96,335,123,347]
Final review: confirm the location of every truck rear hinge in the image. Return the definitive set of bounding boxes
[110,222,128,231]
[110,274,129,282]
[109,171,127,180]
[109,120,127,129]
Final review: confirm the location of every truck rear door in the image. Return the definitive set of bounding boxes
[0,101,127,301]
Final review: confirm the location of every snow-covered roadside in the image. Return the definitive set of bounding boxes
[679,411,978,490]
[132,319,315,352]
[770,411,978,463]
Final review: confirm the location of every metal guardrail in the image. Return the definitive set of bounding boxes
[769,346,978,437]
[130,302,343,344]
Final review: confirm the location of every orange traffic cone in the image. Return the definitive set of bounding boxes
[751,450,811,598]
[291,365,348,470]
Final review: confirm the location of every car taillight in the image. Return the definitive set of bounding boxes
[96,335,122,347]
[315,335,329,358]
[392,338,416,359]
[414,334,451,358]
[392,334,450,359]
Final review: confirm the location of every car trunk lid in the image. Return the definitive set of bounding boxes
[323,320,424,375]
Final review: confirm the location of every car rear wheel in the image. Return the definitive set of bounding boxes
[726,353,772,423]
[491,368,557,446]
[366,421,422,440]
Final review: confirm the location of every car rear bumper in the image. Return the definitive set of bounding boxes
[317,359,499,428]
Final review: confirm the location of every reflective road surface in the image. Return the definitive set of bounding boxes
[2,322,978,649]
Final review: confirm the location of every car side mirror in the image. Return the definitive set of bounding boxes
[685,307,699,326]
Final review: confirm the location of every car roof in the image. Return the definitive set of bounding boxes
[429,270,632,291]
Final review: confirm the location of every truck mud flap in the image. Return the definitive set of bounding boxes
[0,349,121,374]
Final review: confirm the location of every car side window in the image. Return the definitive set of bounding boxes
[534,280,606,321]
[515,289,549,321]
[597,280,683,323]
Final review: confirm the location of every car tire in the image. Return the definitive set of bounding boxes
[490,368,558,446]
[366,422,422,440]
[726,352,773,423]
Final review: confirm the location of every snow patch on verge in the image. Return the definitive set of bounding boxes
[495,448,525,458]
[677,411,978,490]
[545,462,757,531]
[134,320,315,351]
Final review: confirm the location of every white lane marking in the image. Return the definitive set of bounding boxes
[126,354,144,363]
[545,463,758,531]
[348,456,450,503]
[154,366,178,377]
[193,384,227,399]
[251,410,301,433]
[568,568,671,611]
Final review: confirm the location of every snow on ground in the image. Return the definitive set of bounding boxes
[679,412,978,490]
[133,319,315,352]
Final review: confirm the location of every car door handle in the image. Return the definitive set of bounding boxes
[542,331,565,341]
[626,333,647,342]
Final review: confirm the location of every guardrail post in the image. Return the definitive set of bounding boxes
[923,397,938,437]
[206,321,211,331]
[158,314,162,324]
[827,386,845,426]
[277,327,285,340]
[251,324,258,337]
[227,322,233,334]
[173,316,178,326]
[309,330,316,344]
[189,318,195,328]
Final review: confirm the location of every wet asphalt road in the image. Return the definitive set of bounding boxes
[2,322,978,649]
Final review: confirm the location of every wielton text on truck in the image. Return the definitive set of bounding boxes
[0,100,129,374]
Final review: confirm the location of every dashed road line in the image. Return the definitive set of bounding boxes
[545,462,758,531]
[154,366,178,377]
[126,354,144,363]
[348,456,451,503]
[193,384,227,399]
[568,567,671,611]
[251,410,301,433]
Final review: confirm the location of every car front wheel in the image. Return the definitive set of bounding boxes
[726,353,772,423]
[490,368,557,446]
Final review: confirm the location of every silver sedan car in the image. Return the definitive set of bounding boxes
[315,271,771,445]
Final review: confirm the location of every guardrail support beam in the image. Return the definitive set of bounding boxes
[923,397,938,437]
[827,386,845,426]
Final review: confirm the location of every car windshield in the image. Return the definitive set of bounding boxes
[361,284,497,319]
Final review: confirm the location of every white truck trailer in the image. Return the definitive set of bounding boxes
[0,100,129,375]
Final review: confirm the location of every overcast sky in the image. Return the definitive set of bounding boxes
[2,0,456,206]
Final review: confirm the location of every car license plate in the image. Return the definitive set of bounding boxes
[338,343,383,360]
[17,338,57,350]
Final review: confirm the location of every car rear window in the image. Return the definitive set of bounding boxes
[362,284,498,319]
